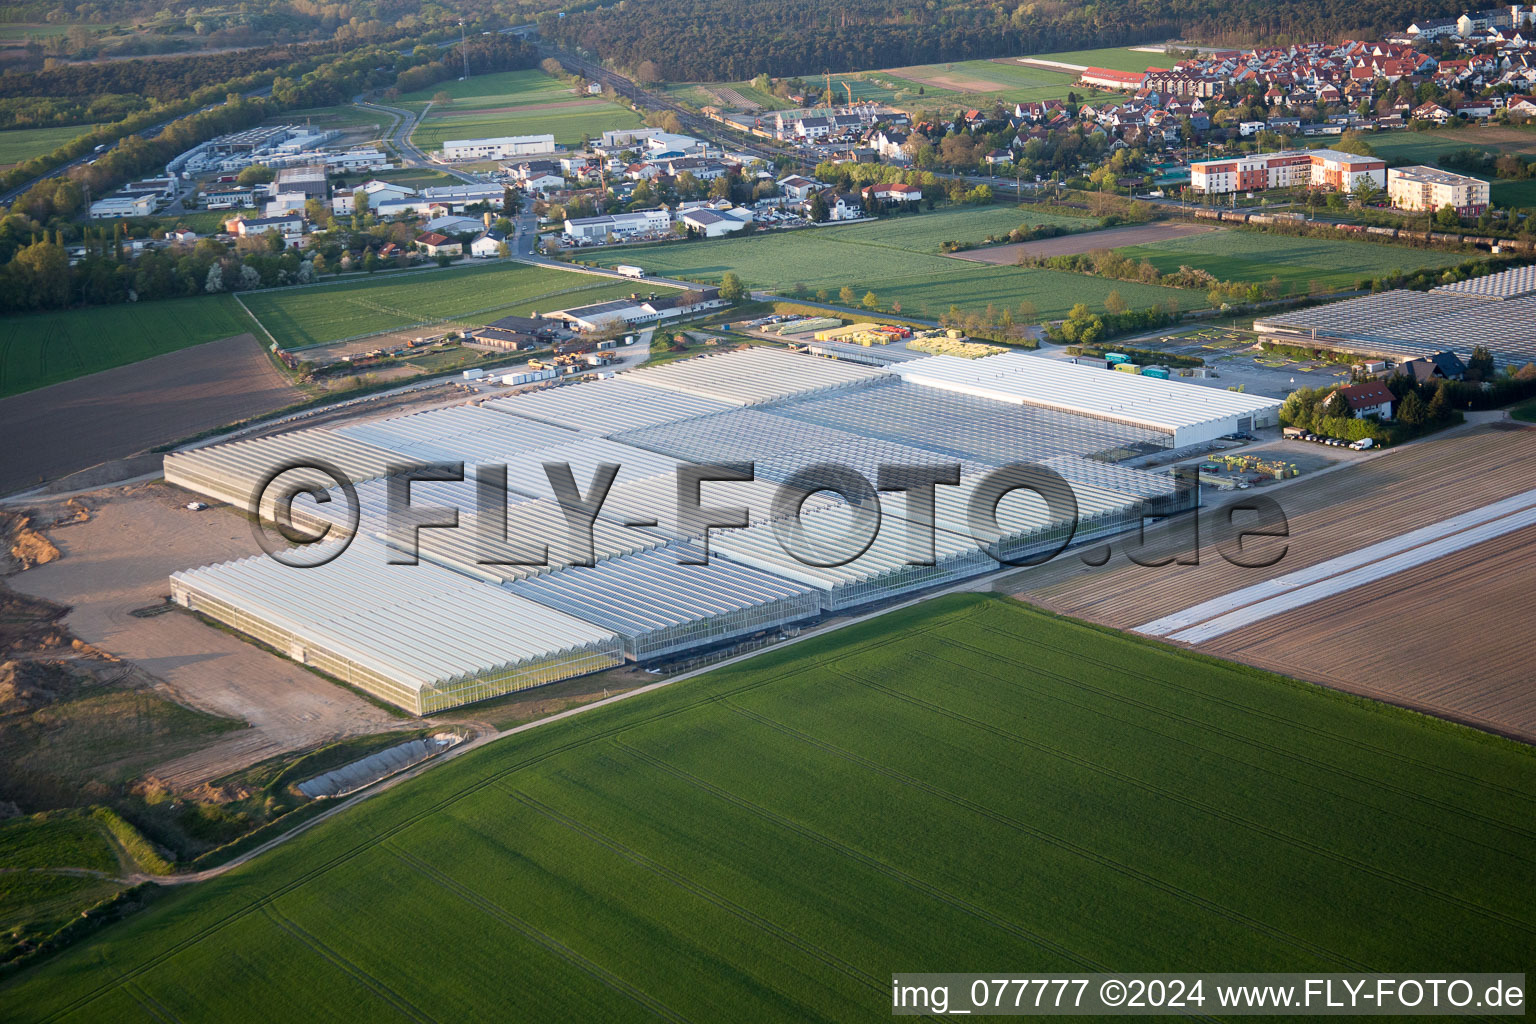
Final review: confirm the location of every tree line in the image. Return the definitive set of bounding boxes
[543,0,1466,81]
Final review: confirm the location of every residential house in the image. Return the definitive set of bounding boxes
[1325,382,1395,419]
[470,229,508,257]
[229,214,305,246]
[1399,351,1467,383]
[415,232,462,257]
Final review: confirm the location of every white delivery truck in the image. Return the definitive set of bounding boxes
[615,264,645,279]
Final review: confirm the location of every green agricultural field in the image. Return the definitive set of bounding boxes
[395,69,578,109]
[1115,229,1466,291]
[3,593,1531,1022]
[0,123,99,165]
[398,68,644,148]
[1017,45,1177,71]
[585,208,1203,319]
[1364,125,1536,165]
[415,104,643,150]
[242,263,677,349]
[1492,179,1536,210]
[0,295,258,398]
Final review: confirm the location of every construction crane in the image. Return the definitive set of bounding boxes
[824,71,833,107]
[843,81,854,105]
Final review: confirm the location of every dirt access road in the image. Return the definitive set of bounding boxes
[0,333,302,496]
[6,483,408,787]
[950,221,1219,264]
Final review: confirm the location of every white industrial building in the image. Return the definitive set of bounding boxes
[892,354,1283,448]
[163,347,1252,715]
[563,208,672,241]
[441,134,556,161]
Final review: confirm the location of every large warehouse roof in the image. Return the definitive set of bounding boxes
[481,378,734,436]
[170,537,624,715]
[507,543,821,659]
[334,405,581,463]
[283,474,673,583]
[626,347,891,405]
[164,428,403,515]
[894,354,1283,448]
[1253,289,1536,366]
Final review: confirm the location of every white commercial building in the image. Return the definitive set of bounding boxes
[893,353,1282,448]
[89,195,155,219]
[563,207,672,241]
[440,134,556,161]
[679,206,754,237]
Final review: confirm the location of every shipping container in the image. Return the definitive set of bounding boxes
[1104,352,1130,365]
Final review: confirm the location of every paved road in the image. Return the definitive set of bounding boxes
[355,95,480,185]
[2,86,271,206]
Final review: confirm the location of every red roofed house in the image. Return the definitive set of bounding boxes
[415,232,462,257]
[861,182,924,204]
[1325,382,1395,419]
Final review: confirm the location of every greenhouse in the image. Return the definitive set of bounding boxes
[707,504,998,611]
[334,404,582,464]
[162,428,403,516]
[482,377,734,436]
[287,474,674,583]
[763,378,1172,464]
[169,537,625,715]
[626,347,892,405]
[508,544,821,660]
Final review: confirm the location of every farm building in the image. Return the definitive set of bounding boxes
[1253,266,1536,367]
[170,537,625,715]
[507,544,821,659]
[893,354,1282,448]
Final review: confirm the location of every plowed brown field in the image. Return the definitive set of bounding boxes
[1002,424,1536,740]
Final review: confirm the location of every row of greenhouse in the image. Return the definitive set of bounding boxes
[166,348,1222,715]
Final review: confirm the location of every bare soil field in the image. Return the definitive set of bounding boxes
[1001,424,1536,740]
[0,334,302,496]
[1199,520,1536,741]
[5,484,408,786]
[951,221,1220,264]
[887,66,1008,92]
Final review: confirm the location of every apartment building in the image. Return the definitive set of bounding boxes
[1387,165,1491,215]
[1191,148,1386,194]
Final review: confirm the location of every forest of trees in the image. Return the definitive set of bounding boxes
[543,0,1467,80]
